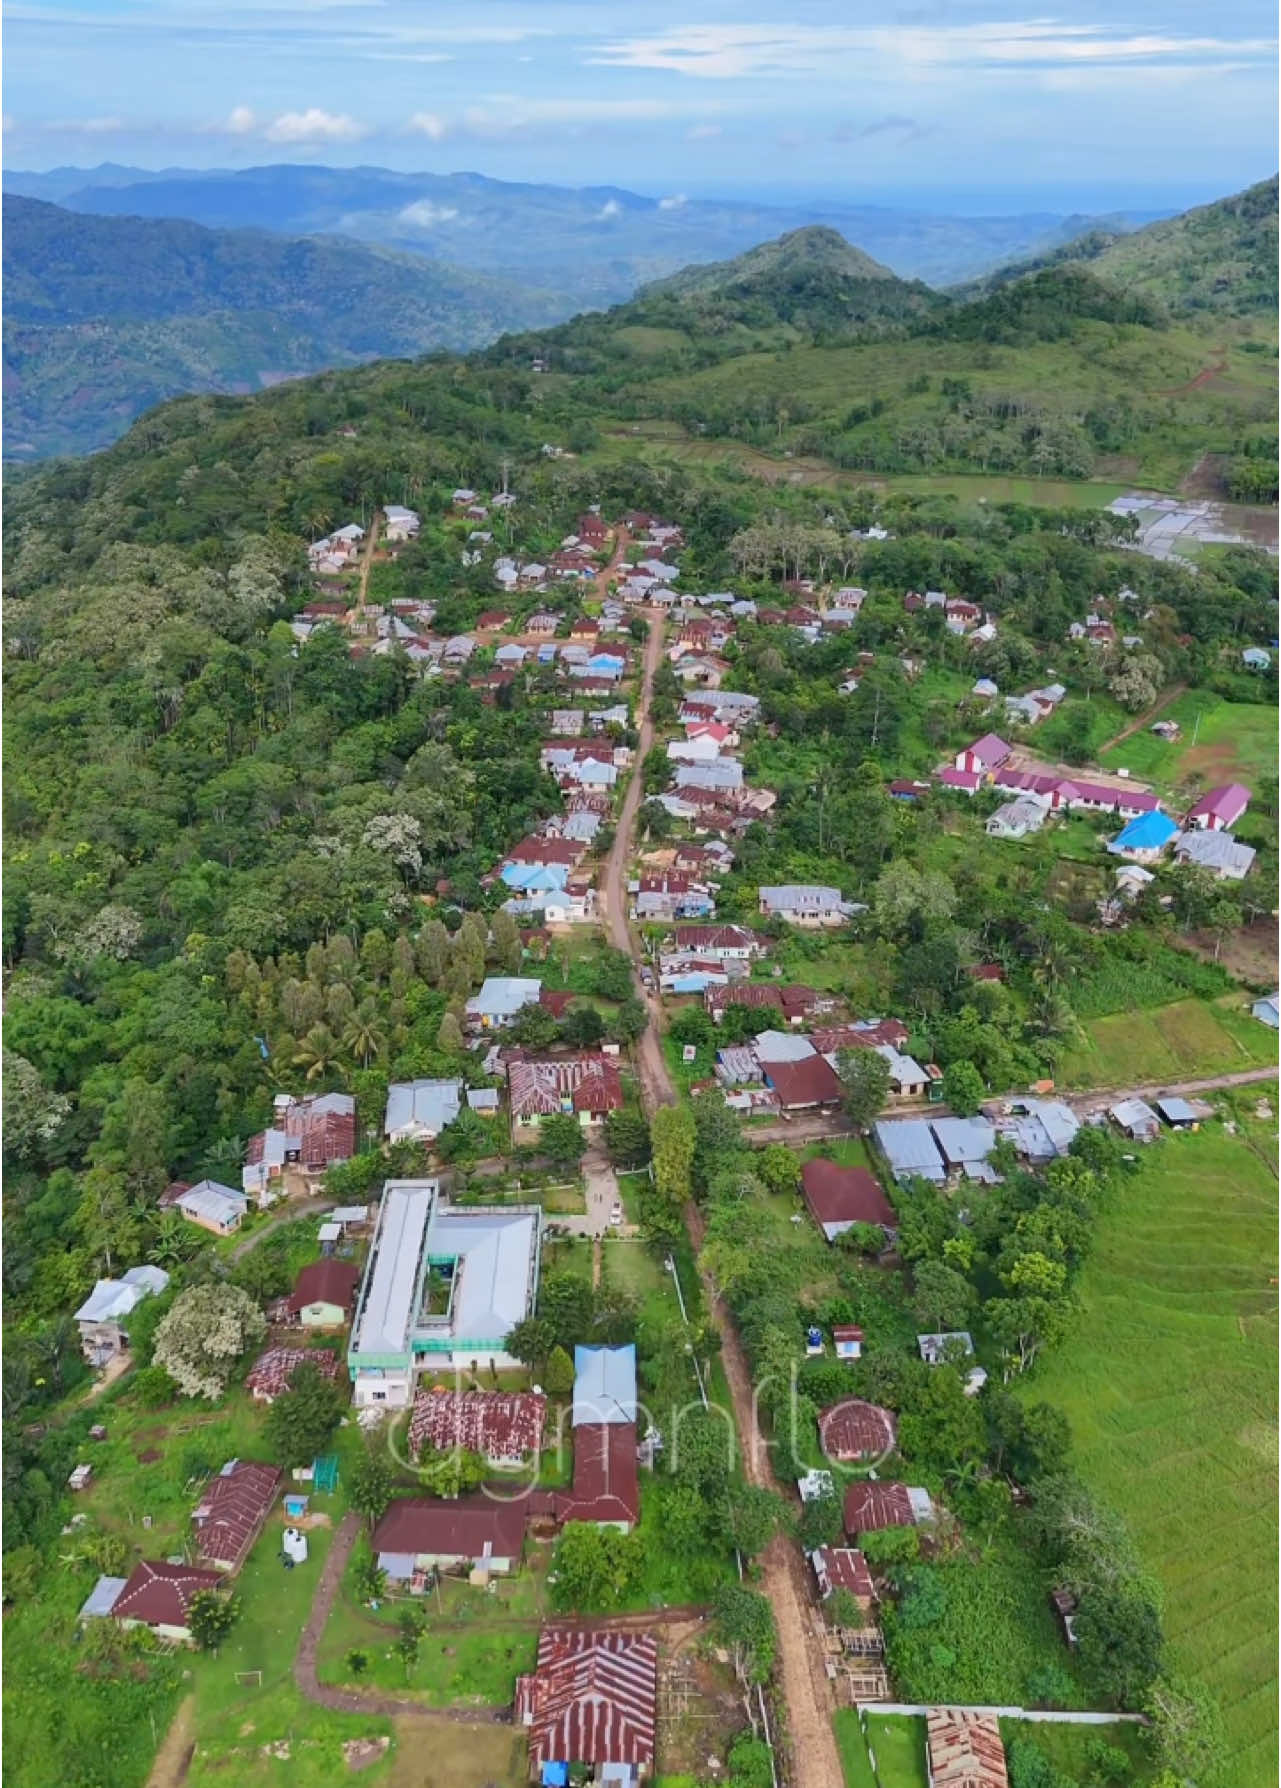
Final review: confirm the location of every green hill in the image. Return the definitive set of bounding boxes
[978,177,1278,316]
[2,195,569,458]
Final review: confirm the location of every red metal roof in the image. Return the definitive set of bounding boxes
[192,1460,282,1572]
[113,1558,223,1629]
[813,1545,875,1600]
[812,1019,909,1051]
[673,924,764,953]
[556,1423,640,1527]
[286,1261,360,1317]
[765,1055,845,1110]
[801,1159,896,1230]
[409,1389,547,1463]
[819,1398,897,1462]
[507,1054,624,1121]
[245,1347,342,1398]
[927,1710,1010,1788]
[516,1629,658,1771]
[1187,782,1250,825]
[843,1480,914,1536]
[372,1495,526,1562]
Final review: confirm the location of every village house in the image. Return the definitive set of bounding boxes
[516,1629,658,1785]
[73,1266,170,1367]
[670,923,766,960]
[506,1054,625,1138]
[466,976,545,1030]
[410,1388,547,1467]
[242,1091,357,1205]
[245,1346,344,1403]
[383,1078,465,1142]
[633,872,715,922]
[1173,830,1256,879]
[1106,810,1179,863]
[1185,783,1251,831]
[800,1159,897,1244]
[927,1709,1009,1788]
[83,1560,225,1646]
[953,733,1012,777]
[382,505,420,542]
[170,1179,247,1236]
[809,1546,876,1606]
[985,798,1047,840]
[283,1260,361,1330]
[843,1481,933,1540]
[192,1460,283,1574]
[758,884,856,926]
[820,1398,897,1463]
[373,1497,526,1582]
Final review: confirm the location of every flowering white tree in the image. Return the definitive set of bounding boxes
[154,1283,267,1400]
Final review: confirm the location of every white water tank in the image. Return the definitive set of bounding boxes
[282,1527,309,1564]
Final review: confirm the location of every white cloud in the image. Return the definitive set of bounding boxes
[407,110,448,140]
[398,199,460,228]
[463,95,695,134]
[596,198,622,220]
[225,105,256,135]
[589,21,1275,79]
[658,193,687,209]
[265,108,368,143]
[56,115,126,134]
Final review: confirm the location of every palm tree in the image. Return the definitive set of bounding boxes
[342,1002,387,1069]
[150,1209,196,1270]
[294,1024,341,1082]
[203,1134,245,1181]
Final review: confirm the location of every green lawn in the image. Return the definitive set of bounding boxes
[1100,693,1278,796]
[1057,994,1278,1087]
[999,1718,1156,1784]
[834,1711,930,1788]
[1027,1125,1278,1788]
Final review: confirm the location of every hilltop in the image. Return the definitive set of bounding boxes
[2,195,567,458]
[978,176,1279,316]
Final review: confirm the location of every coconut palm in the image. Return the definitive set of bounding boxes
[294,1024,341,1082]
[343,1002,387,1068]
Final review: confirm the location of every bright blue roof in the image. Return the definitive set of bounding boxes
[541,1765,569,1787]
[572,1344,637,1426]
[1107,810,1178,853]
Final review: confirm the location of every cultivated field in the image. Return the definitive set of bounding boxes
[1028,1125,1278,1788]
[1057,994,1278,1087]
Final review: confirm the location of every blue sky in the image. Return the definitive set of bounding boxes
[5,0,1276,209]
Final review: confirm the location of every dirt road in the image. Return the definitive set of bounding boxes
[608,619,845,1788]
[1095,682,1187,757]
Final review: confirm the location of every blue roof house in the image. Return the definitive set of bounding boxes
[1106,810,1178,863]
[572,1345,637,1427]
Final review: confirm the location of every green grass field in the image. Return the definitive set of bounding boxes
[1027,1125,1278,1788]
[834,1711,929,1788]
[1100,694,1278,795]
[1057,994,1278,1087]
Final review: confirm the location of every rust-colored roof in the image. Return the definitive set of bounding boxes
[926,1710,1009,1788]
[409,1389,546,1462]
[843,1480,914,1536]
[286,1260,360,1316]
[192,1461,282,1572]
[556,1423,639,1526]
[813,1545,875,1600]
[516,1629,657,1771]
[801,1159,896,1230]
[765,1055,844,1110]
[245,1347,342,1398]
[372,1495,526,1562]
[113,1558,223,1629]
[819,1399,897,1462]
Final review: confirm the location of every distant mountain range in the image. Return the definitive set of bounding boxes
[2,161,1168,297]
[3,196,566,458]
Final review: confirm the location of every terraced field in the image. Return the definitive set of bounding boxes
[1057,994,1278,1087]
[1028,1125,1278,1788]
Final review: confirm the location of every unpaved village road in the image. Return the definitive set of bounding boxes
[602,614,845,1788]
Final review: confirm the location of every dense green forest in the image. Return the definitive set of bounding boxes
[3,195,567,457]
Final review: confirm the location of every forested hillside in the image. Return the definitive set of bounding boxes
[977,176,1279,316]
[3,196,566,458]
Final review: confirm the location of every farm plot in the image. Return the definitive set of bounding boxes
[1057,994,1277,1087]
[1027,1126,1278,1788]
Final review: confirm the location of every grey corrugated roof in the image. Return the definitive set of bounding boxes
[177,1180,246,1224]
[1174,831,1256,874]
[384,1079,463,1136]
[465,977,543,1019]
[352,1180,437,1356]
[931,1117,996,1166]
[78,1575,128,1620]
[875,1120,945,1182]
